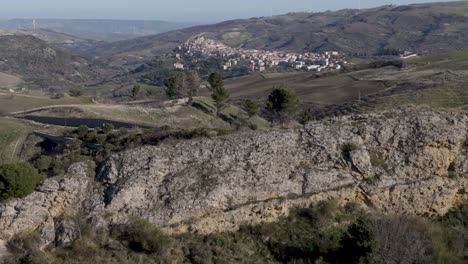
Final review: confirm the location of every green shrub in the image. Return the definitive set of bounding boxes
[69,87,84,97]
[0,163,44,199]
[76,125,89,138]
[84,131,97,142]
[34,156,52,172]
[243,99,258,117]
[299,111,314,125]
[96,134,107,145]
[338,218,378,263]
[101,123,114,134]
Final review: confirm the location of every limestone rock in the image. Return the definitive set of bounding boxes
[0,163,95,254]
[1,110,468,253]
[350,149,373,175]
[96,111,468,233]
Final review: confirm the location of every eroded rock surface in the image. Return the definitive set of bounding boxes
[0,164,94,255]
[97,111,468,233]
[1,111,468,255]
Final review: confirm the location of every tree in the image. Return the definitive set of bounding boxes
[184,71,200,102]
[76,125,89,138]
[69,87,83,97]
[208,72,224,92]
[131,83,141,99]
[208,72,230,116]
[0,163,45,199]
[163,71,200,101]
[243,99,258,118]
[266,83,300,123]
[163,74,179,99]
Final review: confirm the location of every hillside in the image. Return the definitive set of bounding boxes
[91,1,468,66]
[1,19,194,42]
[0,28,100,54]
[0,35,119,89]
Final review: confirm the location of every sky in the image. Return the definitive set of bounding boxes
[0,0,458,23]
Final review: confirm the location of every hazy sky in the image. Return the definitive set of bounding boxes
[0,0,458,22]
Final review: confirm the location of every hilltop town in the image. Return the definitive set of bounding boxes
[175,36,347,72]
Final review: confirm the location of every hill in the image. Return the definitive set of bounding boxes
[1,19,194,42]
[91,1,468,66]
[0,28,100,54]
[0,35,119,89]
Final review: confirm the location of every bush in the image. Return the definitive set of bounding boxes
[96,134,107,145]
[243,99,258,117]
[0,163,45,199]
[76,125,89,138]
[101,123,114,134]
[69,87,84,97]
[34,156,52,172]
[84,131,97,142]
[111,218,173,255]
[338,218,378,263]
[5,231,48,264]
[299,111,314,125]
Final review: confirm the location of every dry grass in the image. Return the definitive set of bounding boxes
[221,72,388,105]
[0,118,31,164]
[0,92,93,114]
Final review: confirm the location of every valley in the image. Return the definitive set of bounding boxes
[0,1,468,263]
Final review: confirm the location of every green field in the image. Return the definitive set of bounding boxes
[0,118,31,164]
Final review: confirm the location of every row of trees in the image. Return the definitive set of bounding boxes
[163,71,302,124]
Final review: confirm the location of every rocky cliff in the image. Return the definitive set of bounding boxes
[1,110,468,254]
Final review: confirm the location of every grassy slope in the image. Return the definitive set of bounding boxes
[0,118,31,164]
[19,96,270,130]
[369,83,468,111]
[0,72,22,89]
[0,93,94,114]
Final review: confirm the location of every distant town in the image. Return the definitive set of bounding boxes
[174,36,348,73]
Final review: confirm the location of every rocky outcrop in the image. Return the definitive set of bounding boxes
[0,163,94,255]
[1,111,468,254]
[97,111,468,233]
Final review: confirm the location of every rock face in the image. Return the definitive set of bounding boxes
[1,111,468,254]
[97,111,468,233]
[0,164,94,255]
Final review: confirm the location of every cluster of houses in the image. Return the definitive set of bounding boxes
[174,36,347,72]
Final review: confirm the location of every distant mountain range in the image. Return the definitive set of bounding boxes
[89,1,468,66]
[0,19,194,42]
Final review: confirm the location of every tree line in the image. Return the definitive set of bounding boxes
[163,71,304,125]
